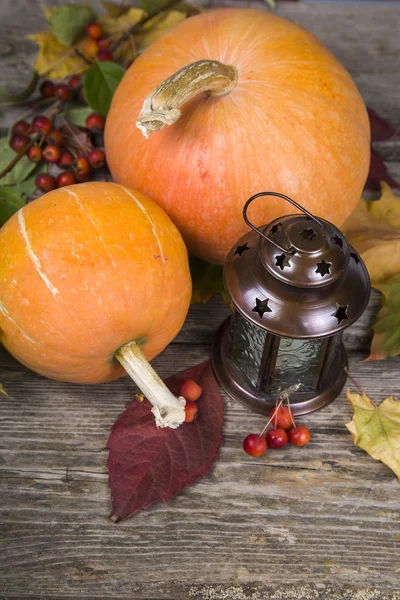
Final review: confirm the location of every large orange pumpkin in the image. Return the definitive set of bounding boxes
[105,8,370,264]
[0,182,191,385]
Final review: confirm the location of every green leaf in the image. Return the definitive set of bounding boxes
[50,4,96,46]
[189,256,231,306]
[102,1,130,17]
[0,71,38,106]
[61,104,93,127]
[0,137,37,186]
[0,186,25,226]
[83,60,125,117]
[0,384,7,397]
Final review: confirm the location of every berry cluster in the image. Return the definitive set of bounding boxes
[180,379,202,423]
[80,21,114,63]
[9,102,106,192]
[243,401,311,457]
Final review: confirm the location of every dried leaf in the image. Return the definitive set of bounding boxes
[367,280,400,360]
[343,182,400,286]
[346,391,400,479]
[366,151,400,192]
[189,256,231,306]
[83,60,125,116]
[368,108,399,143]
[102,2,131,18]
[0,384,7,397]
[98,7,144,63]
[107,361,224,521]
[366,109,400,191]
[135,10,186,51]
[27,30,88,79]
[49,5,96,46]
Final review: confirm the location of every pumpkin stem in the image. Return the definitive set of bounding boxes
[136,60,238,138]
[114,340,186,429]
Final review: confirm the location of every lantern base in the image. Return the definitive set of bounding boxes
[212,316,348,416]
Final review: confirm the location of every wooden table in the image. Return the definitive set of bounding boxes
[1,3,400,599]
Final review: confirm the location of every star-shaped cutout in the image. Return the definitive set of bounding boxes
[315,259,331,277]
[350,252,360,264]
[270,222,282,235]
[299,228,316,241]
[333,234,343,248]
[275,253,291,270]
[234,242,250,257]
[331,303,348,324]
[252,297,272,318]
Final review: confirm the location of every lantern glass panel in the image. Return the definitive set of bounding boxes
[267,337,324,393]
[230,312,266,387]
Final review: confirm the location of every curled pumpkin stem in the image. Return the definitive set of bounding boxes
[136,59,238,138]
[114,340,186,429]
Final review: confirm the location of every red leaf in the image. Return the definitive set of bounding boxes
[365,108,400,191]
[368,108,399,143]
[366,151,400,191]
[107,360,223,522]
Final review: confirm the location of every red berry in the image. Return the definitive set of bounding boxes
[11,120,30,136]
[87,148,106,169]
[180,379,202,401]
[68,75,81,88]
[36,173,56,192]
[80,37,99,60]
[288,425,311,447]
[43,144,61,163]
[85,113,105,131]
[86,22,103,40]
[266,428,288,449]
[46,128,63,146]
[31,115,52,136]
[27,145,43,163]
[9,133,30,153]
[56,171,76,188]
[269,405,294,431]
[97,36,111,50]
[39,80,55,99]
[73,156,90,177]
[243,434,267,457]
[97,49,113,62]
[54,84,71,102]
[57,150,74,168]
[184,400,198,423]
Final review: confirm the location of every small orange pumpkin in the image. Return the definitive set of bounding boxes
[0,182,191,385]
[105,8,370,264]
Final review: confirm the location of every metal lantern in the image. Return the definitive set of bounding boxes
[212,192,371,415]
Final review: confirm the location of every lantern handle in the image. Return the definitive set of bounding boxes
[243,192,324,254]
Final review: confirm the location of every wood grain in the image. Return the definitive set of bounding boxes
[1,3,400,599]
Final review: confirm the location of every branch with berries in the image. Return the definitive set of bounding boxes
[0,0,195,227]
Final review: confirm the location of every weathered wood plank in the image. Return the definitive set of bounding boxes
[1,3,400,599]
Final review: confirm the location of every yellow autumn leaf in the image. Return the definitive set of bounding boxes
[346,390,400,479]
[27,31,88,79]
[40,4,56,21]
[0,384,7,396]
[135,11,186,51]
[98,7,144,63]
[342,182,400,285]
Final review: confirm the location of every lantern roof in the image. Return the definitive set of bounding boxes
[224,193,371,339]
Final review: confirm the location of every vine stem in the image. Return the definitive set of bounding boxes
[344,367,377,406]
[114,340,186,429]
